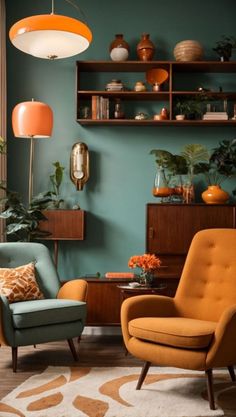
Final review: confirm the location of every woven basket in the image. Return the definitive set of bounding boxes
[174,40,204,62]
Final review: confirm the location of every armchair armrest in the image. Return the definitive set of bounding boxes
[0,295,14,346]
[121,294,177,348]
[57,279,88,302]
[206,304,236,368]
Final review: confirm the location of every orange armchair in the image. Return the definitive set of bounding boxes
[121,229,236,410]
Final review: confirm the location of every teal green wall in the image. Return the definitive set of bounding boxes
[6,0,236,279]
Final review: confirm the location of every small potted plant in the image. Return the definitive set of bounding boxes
[213,36,236,61]
[175,98,204,120]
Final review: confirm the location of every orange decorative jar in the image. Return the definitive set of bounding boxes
[201,185,229,204]
[137,33,155,61]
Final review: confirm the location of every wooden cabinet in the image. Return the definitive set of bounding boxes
[39,210,85,265]
[76,60,236,126]
[146,203,236,285]
[85,278,177,326]
[39,210,85,240]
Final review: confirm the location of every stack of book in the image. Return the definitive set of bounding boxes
[203,112,228,120]
[91,95,109,120]
[105,80,124,91]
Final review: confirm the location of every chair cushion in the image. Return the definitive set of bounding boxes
[0,262,44,303]
[9,299,86,329]
[129,317,217,349]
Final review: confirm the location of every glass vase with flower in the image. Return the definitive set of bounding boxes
[128,253,161,287]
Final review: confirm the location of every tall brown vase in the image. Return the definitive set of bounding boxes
[137,33,155,61]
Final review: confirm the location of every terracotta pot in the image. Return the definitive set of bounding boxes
[201,185,229,204]
[173,40,204,62]
[137,33,155,61]
[110,34,129,61]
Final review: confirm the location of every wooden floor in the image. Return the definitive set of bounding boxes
[0,335,142,399]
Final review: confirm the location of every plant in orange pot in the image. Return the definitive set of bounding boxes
[198,139,236,204]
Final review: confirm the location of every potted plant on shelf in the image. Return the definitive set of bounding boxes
[213,36,236,61]
[174,98,205,120]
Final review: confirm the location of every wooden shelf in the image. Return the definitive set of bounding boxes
[76,60,236,126]
[77,119,236,126]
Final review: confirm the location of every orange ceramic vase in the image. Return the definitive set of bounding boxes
[201,185,229,204]
[137,33,155,61]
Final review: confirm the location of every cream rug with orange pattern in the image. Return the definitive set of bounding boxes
[0,366,235,417]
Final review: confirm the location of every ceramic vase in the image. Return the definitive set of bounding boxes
[201,185,229,204]
[137,33,155,61]
[110,34,129,61]
[173,40,204,62]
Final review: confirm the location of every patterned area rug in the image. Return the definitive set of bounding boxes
[0,366,235,417]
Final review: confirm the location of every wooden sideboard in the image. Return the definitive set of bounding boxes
[146,203,236,288]
[85,277,175,326]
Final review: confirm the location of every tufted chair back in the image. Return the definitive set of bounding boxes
[175,228,236,322]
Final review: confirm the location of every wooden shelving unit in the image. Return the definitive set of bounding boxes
[76,60,236,126]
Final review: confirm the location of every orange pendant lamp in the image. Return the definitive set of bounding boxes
[12,100,53,204]
[9,0,92,60]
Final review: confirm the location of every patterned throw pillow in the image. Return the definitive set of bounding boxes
[0,262,44,303]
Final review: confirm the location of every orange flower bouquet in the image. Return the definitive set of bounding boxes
[128,253,161,286]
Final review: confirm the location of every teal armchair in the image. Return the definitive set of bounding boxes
[0,242,88,372]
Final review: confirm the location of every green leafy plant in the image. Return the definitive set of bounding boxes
[213,36,236,61]
[0,187,50,242]
[174,97,205,120]
[47,161,65,209]
[181,144,209,182]
[150,149,188,175]
[197,139,236,186]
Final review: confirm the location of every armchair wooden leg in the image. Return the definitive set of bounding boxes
[228,365,236,382]
[136,361,151,390]
[67,339,78,361]
[205,368,215,410]
[12,347,18,373]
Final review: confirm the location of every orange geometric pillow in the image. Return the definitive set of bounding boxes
[0,262,44,303]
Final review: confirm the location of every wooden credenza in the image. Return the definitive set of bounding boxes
[146,203,236,292]
[85,277,174,326]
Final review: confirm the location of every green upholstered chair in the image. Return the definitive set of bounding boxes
[0,242,88,372]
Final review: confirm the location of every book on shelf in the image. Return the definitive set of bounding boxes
[91,95,110,120]
[203,111,228,120]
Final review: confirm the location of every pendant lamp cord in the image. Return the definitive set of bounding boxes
[51,0,88,24]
